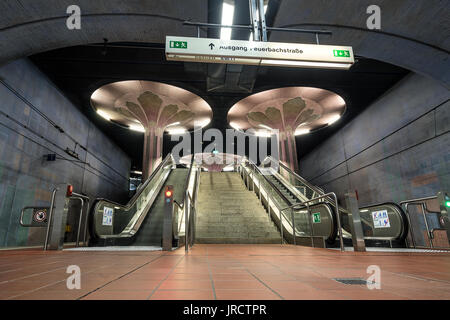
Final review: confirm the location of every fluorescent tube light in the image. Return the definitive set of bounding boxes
[220,2,235,40]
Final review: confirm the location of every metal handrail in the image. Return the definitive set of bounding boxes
[67,192,91,247]
[89,153,173,241]
[184,165,201,251]
[92,153,172,210]
[69,196,84,247]
[240,159,297,244]
[245,159,295,208]
[263,156,334,203]
[185,192,196,251]
[176,158,200,233]
[279,192,344,251]
[241,160,341,248]
[253,157,345,250]
[400,195,439,249]
[180,153,196,207]
[175,201,184,234]
[72,192,90,247]
[399,195,437,206]
[44,188,58,250]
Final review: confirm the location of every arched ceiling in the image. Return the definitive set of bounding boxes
[0,0,206,65]
[5,0,445,170]
[0,0,448,87]
[271,0,449,88]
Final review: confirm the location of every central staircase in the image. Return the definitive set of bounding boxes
[196,172,282,244]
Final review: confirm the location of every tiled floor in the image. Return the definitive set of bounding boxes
[1,244,449,300]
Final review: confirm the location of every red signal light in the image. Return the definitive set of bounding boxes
[164,186,173,198]
[66,185,73,197]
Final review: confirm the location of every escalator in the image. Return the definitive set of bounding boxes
[265,175,302,206]
[88,154,196,247]
[240,157,408,248]
[132,168,188,246]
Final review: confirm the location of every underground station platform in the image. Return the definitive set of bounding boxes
[1,245,450,301]
[0,0,449,315]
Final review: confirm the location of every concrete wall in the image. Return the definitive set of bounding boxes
[299,73,450,206]
[0,59,131,247]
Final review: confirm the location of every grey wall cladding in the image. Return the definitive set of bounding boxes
[0,59,131,247]
[299,73,450,206]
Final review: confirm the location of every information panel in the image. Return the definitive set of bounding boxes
[166,36,354,69]
[371,210,390,228]
[102,207,114,226]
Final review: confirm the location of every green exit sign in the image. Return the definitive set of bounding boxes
[312,212,321,223]
[170,41,187,49]
[333,49,351,57]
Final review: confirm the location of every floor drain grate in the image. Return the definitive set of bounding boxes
[333,278,368,285]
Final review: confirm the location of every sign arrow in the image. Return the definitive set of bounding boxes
[209,43,215,50]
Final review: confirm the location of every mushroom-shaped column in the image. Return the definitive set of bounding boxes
[90,81,213,179]
[227,87,346,172]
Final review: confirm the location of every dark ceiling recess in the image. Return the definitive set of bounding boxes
[29,0,408,171]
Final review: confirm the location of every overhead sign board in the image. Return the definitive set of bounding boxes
[166,36,354,69]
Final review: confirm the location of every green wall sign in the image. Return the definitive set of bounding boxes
[170,41,187,49]
[312,212,321,223]
[333,49,350,57]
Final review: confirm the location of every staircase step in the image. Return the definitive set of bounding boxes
[196,172,281,245]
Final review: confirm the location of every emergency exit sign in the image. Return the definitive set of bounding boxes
[333,49,350,57]
[313,212,321,223]
[170,40,187,49]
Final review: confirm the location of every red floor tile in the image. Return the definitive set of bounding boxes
[0,244,448,300]
[150,290,214,300]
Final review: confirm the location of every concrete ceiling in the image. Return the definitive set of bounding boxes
[4,0,446,170]
[0,0,207,65]
[0,0,448,87]
[271,0,449,88]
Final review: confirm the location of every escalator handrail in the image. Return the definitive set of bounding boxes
[241,159,341,246]
[88,153,173,242]
[244,159,296,211]
[241,159,298,235]
[177,153,196,209]
[92,153,172,210]
[263,156,334,203]
[176,160,201,235]
[278,190,344,249]
[279,192,339,214]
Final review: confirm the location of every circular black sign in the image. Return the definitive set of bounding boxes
[33,209,47,223]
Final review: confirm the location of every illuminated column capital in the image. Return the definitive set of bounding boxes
[90,80,212,179]
[227,87,346,172]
